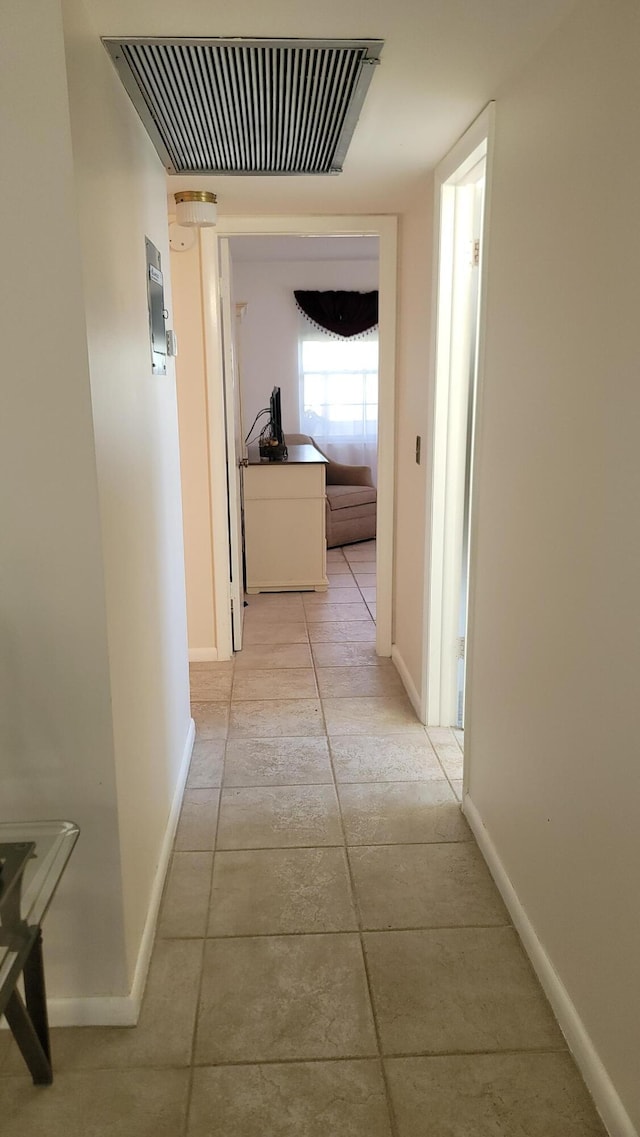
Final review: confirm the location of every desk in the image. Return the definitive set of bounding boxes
[244,444,328,593]
[0,820,79,1084]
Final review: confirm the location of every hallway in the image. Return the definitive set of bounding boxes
[0,544,604,1134]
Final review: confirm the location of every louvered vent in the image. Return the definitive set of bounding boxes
[102,38,383,175]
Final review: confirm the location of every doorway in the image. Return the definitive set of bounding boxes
[423,106,494,740]
[201,216,397,661]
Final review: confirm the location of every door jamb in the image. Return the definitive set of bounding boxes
[421,104,495,728]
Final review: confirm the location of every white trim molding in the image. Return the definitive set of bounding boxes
[188,647,219,663]
[392,645,422,720]
[46,718,195,1027]
[464,794,638,1137]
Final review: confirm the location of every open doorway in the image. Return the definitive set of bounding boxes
[200,216,397,662]
[227,233,379,629]
[423,106,494,752]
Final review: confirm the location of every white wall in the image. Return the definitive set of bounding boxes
[466,0,640,1129]
[62,0,192,985]
[0,0,127,997]
[231,255,379,445]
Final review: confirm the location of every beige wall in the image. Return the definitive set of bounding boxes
[0,0,127,996]
[171,237,218,657]
[62,0,192,983]
[393,179,435,696]
[466,0,640,1127]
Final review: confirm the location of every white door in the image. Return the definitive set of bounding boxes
[219,238,245,651]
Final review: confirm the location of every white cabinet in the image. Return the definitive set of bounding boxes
[244,446,328,593]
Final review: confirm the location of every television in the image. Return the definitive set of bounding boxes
[270,386,284,445]
[258,386,287,459]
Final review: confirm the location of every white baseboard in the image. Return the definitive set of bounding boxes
[391,645,424,721]
[189,647,219,662]
[46,718,196,1028]
[463,794,637,1137]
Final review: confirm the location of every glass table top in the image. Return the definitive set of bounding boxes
[0,820,79,997]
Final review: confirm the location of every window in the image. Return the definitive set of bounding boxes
[299,329,378,446]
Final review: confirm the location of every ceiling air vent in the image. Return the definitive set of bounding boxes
[102,38,383,176]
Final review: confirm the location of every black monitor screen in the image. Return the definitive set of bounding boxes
[270,386,284,444]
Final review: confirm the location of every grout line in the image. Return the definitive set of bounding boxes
[174,838,475,854]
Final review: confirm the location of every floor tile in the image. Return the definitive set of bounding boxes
[360,587,377,602]
[228,698,323,736]
[195,934,377,1063]
[304,602,372,622]
[349,843,509,929]
[174,789,220,851]
[323,696,423,735]
[232,668,317,701]
[338,782,472,845]
[426,728,464,779]
[191,702,229,740]
[308,621,376,643]
[234,643,313,669]
[367,603,377,619]
[316,665,404,698]
[186,739,225,788]
[364,927,564,1054]
[223,737,332,786]
[330,735,443,782]
[344,543,376,560]
[324,561,353,574]
[243,602,306,623]
[450,778,463,801]
[29,940,202,1071]
[217,785,343,848]
[243,622,309,645]
[157,852,213,938]
[209,847,357,935]
[188,1060,392,1137]
[352,573,377,587]
[311,642,383,667]
[189,669,233,702]
[190,660,234,672]
[385,1052,606,1136]
[307,586,361,602]
[0,1069,189,1137]
[349,561,376,574]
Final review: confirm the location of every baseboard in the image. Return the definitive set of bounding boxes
[46,718,196,1028]
[391,645,423,721]
[463,794,637,1137]
[189,647,219,662]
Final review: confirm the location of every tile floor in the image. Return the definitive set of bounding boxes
[0,541,606,1135]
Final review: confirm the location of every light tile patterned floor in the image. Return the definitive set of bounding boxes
[0,542,606,1135]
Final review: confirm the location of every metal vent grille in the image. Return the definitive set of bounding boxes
[103,38,383,175]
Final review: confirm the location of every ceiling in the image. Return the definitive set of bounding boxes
[87,0,579,215]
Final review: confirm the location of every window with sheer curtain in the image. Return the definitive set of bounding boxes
[298,324,379,482]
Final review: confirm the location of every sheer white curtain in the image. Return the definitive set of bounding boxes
[298,322,378,484]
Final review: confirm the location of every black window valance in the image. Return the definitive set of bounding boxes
[294,290,378,339]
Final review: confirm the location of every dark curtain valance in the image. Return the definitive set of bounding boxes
[294,290,378,339]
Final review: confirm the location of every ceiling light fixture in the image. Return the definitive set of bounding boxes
[174,190,217,227]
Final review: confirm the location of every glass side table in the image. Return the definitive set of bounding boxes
[0,820,79,1084]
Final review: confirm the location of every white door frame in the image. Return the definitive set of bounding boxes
[200,215,397,659]
[422,104,495,725]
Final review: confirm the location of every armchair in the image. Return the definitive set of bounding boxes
[285,434,377,548]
